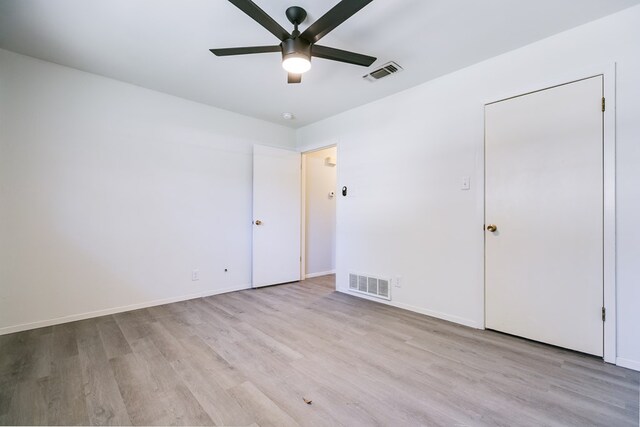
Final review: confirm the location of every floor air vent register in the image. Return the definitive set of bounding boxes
[349,273,391,300]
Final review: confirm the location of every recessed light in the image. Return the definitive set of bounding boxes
[282,112,295,120]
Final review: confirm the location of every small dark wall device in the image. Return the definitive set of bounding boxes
[342,186,348,196]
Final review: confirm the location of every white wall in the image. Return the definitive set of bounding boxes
[297,6,640,370]
[304,147,337,277]
[0,49,295,333]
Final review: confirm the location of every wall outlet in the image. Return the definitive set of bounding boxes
[192,269,199,281]
[395,276,402,288]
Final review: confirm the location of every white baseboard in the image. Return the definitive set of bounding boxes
[305,270,336,279]
[616,357,640,372]
[0,284,251,336]
[337,288,483,329]
[393,300,484,329]
[339,289,637,371]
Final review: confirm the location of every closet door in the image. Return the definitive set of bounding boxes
[485,76,604,356]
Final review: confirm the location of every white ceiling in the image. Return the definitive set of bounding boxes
[1,0,638,128]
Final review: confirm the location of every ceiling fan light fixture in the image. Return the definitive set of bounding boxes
[281,37,312,74]
[282,54,311,74]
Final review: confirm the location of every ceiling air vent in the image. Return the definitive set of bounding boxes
[363,61,403,82]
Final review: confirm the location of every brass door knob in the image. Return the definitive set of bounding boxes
[486,224,497,232]
[255,220,262,225]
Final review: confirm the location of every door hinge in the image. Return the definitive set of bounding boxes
[602,97,606,112]
[602,306,606,322]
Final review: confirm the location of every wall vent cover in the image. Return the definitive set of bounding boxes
[348,273,391,300]
[363,61,403,82]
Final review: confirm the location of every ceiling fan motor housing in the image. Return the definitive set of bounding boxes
[282,37,311,59]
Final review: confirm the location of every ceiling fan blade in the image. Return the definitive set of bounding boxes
[288,73,302,84]
[300,0,374,44]
[312,45,376,67]
[228,0,291,41]
[209,45,281,56]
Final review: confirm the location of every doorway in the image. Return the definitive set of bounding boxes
[301,146,337,279]
[485,76,605,356]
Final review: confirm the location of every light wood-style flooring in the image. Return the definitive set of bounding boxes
[0,275,638,426]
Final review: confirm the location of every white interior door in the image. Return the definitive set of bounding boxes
[252,145,301,288]
[485,76,604,356]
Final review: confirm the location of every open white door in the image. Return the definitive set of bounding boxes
[485,76,604,356]
[252,145,301,288]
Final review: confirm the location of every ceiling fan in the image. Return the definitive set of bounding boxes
[210,0,377,84]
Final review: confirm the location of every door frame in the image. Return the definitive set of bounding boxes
[483,63,616,364]
[300,144,338,280]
